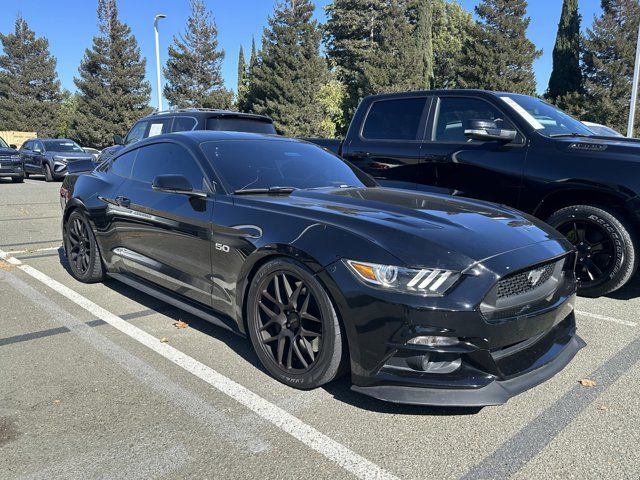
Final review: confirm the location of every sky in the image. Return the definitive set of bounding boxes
[0,0,604,108]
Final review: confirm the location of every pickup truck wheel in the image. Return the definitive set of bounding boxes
[548,205,638,297]
[43,163,54,182]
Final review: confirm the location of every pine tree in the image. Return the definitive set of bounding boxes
[583,0,640,135]
[458,0,541,94]
[243,38,260,113]
[72,0,151,148]
[324,0,387,117]
[408,0,434,90]
[431,0,474,89]
[0,15,61,136]
[547,0,582,101]
[236,45,248,111]
[247,0,329,136]
[164,0,233,109]
[56,90,78,139]
[363,0,422,94]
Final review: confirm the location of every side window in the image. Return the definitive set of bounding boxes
[361,98,427,141]
[109,149,137,178]
[433,97,516,143]
[146,118,173,138]
[131,143,206,190]
[21,141,32,151]
[125,121,148,145]
[172,117,197,133]
[33,141,44,153]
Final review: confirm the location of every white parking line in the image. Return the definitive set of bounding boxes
[9,245,61,255]
[575,310,637,327]
[0,248,398,480]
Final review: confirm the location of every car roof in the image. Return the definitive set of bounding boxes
[26,138,76,142]
[362,89,533,101]
[141,108,273,123]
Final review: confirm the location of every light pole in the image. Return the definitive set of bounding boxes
[628,20,640,138]
[154,14,167,112]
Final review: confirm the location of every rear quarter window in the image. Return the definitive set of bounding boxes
[361,98,428,141]
[206,117,276,134]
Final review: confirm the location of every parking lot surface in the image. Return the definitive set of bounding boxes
[1,177,639,479]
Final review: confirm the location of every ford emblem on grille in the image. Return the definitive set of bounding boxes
[528,268,545,286]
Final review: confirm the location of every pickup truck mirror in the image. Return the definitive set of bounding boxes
[464,119,517,143]
[113,134,124,145]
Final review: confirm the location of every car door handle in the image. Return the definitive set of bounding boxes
[115,196,131,208]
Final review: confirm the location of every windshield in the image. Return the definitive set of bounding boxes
[200,139,374,193]
[43,140,84,153]
[0,137,8,148]
[500,94,594,137]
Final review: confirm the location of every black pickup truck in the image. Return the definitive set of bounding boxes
[308,89,640,297]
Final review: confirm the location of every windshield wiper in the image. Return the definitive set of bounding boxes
[548,133,593,138]
[233,186,298,195]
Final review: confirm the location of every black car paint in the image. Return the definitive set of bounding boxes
[20,139,94,180]
[60,131,583,406]
[0,144,24,180]
[310,89,640,237]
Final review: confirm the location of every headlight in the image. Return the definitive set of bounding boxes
[53,155,67,163]
[344,260,460,296]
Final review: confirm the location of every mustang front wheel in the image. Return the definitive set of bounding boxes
[247,258,346,389]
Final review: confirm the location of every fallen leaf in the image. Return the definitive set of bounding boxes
[173,320,189,329]
[597,405,608,411]
[0,260,14,271]
[53,400,61,406]
[579,379,597,387]
[160,337,169,343]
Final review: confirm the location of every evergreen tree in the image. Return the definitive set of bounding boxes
[583,0,640,135]
[0,15,61,136]
[247,0,329,136]
[236,45,248,111]
[547,0,582,101]
[324,0,387,117]
[56,90,78,139]
[458,0,541,94]
[363,0,421,94]
[164,0,233,109]
[431,0,474,89]
[407,0,434,90]
[73,0,151,148]
[243,38,260,113]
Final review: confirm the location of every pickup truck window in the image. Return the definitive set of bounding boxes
[433,97,515,142]
[172,116,197,133]
[361,98,427,141]
[125,121,148,145]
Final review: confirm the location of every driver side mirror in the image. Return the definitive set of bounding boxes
[464,119,517,143]
[152,174,207,198]
[113,134,124,146]
[9,144,17,150]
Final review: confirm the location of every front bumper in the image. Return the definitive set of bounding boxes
[0,162,24,178]
[52,161,68,178]
[319,239,583,406]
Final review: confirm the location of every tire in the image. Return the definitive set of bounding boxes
[246,258,347,389]
[23,170,29,179]
[11,176,24,183]
[43,163,54,182]
[64,210,104,283]
[547,205,638,297]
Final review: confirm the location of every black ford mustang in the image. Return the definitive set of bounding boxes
[60,131,584,406]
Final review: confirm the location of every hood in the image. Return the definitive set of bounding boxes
[248,187,568,271]
[0,147,19,157]
[553,135,640,159]
[49,151,95,161]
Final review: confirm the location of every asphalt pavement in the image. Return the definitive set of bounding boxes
[1,176,638,479]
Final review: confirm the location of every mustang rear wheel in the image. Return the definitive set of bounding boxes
[64,210,104,283]
[548,205,638,297]
[247,258,346,389]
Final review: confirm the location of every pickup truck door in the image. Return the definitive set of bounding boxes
[421,94,528,207]
[342,95,434,191]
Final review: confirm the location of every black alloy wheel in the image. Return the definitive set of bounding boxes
[64,210,104,283]
[44,163,54,182]
[247,258,346,389]
[548,205,637,297]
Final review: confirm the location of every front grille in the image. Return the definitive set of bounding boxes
[496,262,556,300]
